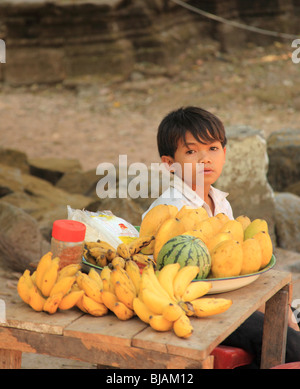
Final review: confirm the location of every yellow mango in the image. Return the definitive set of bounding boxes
[235,215,251,231]
[253,231,273,269]
[219,220,244,244]
[240,238,262,275]
[153,218,186,261]
[215,213,230,226]
[244,219,268,240]
[182,229,210,246]
[210,239,243,278]
[206,216,223,235]
[206,231,232,253]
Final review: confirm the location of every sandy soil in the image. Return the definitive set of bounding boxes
[1,39,300,369]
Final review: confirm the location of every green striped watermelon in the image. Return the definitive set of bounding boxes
[156,234,211,279]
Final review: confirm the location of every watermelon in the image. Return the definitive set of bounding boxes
[156,234,211,279]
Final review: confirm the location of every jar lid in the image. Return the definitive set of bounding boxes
[52,220,86,242]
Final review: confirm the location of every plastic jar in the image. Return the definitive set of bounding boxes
[50,219,86,269]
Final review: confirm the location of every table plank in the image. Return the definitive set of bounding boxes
[132,270,292,360]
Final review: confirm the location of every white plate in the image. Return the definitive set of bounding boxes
[196,255,276,294]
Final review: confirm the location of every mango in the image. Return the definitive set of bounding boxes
[240,238,262,275]
[210,239,243,278]
[219,220,244,244]
[244,219,268,240]
[236,215,251,231]
[206,216,223,235]
[182,229,210,246]
[253,231,273,269]
[206,231,232,253]
[215,213,230,226]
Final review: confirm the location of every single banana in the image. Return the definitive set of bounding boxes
[190,297,232,317]
[149,314,173,332]
[49,276,76,297]
[181,281,212,302]
[113,301,134,320]
[100,265,112,281]
[116,243,131,260]
[125,259,141,294]
[162,303,183,322]
[76,294,88,313]
[88,268,103,290]
[40,257,60,297]
[173,314,194,338]
[35,251,53,290]
[82,294,108,317]
[28,285,46,312]
[142,264,172,301]
[141,287,172,315]
[132,297,155,324]
[76,272,103,304]
[101,290,119,311]
[114,281,136,310]
[173,265,199,300]
[106,249,117,261]
[43,292,64,314]
[111,256,126,269]
[132,253,155,267]
[17,270,34,304]
[85,240,115,252]
[59,290,85,310]
[128,235,155,256]
[57,263,81,281]
[110,267,136,295]
[157,263,180,300]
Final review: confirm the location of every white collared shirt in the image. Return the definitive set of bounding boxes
[142,174,234,220]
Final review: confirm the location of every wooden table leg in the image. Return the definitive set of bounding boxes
[0,349,22,369]
[260,285,289,369]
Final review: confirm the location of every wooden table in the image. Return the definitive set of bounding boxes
[0,269,292,370]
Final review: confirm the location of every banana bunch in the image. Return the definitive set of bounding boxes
[17,251,83,314]
[132,263,232,338]
[83,236,155,270]
[99,259,142,320]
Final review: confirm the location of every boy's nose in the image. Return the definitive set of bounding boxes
[198,151,211,164]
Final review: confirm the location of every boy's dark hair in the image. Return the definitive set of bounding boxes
[157,106,227,158]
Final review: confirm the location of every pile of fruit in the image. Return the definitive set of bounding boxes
[139,204,273,279]
[16,204,273,339]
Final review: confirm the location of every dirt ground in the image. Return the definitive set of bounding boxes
[1,39,300,369]
[1,40,300,172]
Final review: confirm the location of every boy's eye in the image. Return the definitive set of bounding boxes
[210,146,218,151]
[186,149,195,155]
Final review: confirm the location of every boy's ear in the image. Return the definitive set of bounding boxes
[161,155,175,173]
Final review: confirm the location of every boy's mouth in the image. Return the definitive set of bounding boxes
[204,167,214,174]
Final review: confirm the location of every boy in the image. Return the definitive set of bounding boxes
[144,106,300,368]
[143,106,233,219]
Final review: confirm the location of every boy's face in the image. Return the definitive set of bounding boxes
[161,131,226,190]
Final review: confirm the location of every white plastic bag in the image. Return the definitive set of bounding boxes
[67,206,139,249]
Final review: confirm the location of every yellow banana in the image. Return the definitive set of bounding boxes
[85,240,115,252]
[114,281,136,310]
[35,251,53,290]
[125,259,141,294]
[181,281,212,302]
[110,267,136,295]
[162,303,184,322]
[128,235,155,256]
[132,297,155,324]
[57,263,81,281]
[82,294,108,317]
[59,290,85,310]
[142,264,172,301]
[28,285,46,312]
[111,256,126,269]
[76,294,88,313]
[113,301,134,320]
[88,268,103,290]
[132,253,155,267]
[49,276,76,297]
[106,249,117,261]
[116,243,131,260]
[157,263,180,300]
[100,266,112,281]
[43,292,64,314]
[149,315,173,332]
[76,272,103,304]
[191,297,232,317]
[141,287,172,315]
[173,314,193,338]
[31,270,37,286]
[17,270,34,304]
[101,290,119,311]
[173,265,199,300]
[40,257,60,297]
